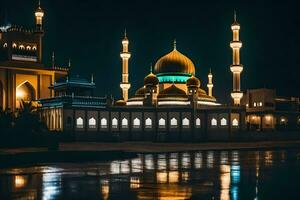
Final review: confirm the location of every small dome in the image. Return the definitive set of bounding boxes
[135,87,146,96]
[186,76,200,88]
[144,73,159,86]
[115,99,126,106]
[158,85,187,98]
[154,49,195,75]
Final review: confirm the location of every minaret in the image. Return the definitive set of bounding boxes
[120,29,131,101]
[230,11,243,106]
[207,68,213,97]
[34,0,44,63]
[35,0,44,31]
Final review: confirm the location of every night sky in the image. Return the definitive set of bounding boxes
[1,0,300,103]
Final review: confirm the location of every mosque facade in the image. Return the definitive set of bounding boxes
[1,3,300,142]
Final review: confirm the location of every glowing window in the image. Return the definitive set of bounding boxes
[112,118,118,129]
[133,118,140,129]
[232,118,239,127]
[32,46,37,51]
[253,102,257,107]
[211,118,217,126]
[159,118,166,129]
[145,118,152,129]
[259,102,263,107]
[221,118,227,126]
[88,117,96,129]
[101,118,107,129]
[26,46,31,50]
[170,118,177,128]
[12,43,17,48]
[3,43,7,48]
[280,117,288,125]
[196,118,201,128]
[122,118,128,128]
[76,117,83,129]
[182,118,190,128]
[19,45,25,50]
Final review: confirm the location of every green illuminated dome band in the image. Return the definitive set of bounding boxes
[157,73,192,83]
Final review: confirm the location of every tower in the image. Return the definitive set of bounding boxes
[230,11,243,105]
[120,30,131,101]
[34,0,44,63]
[207,68,213,97]
[35,0,44,31]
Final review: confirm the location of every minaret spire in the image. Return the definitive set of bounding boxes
[173,39,177,50]
[207,68,213,97]
[150,63,153,73]
[230,11,243,106]
[234,10,237,22]
[52,51,55,69]
[120,30,131,101]
[68,58,71,68]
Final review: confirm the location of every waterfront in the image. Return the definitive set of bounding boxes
[0,149,299,200]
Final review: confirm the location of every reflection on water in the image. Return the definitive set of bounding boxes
[0,149,300,200]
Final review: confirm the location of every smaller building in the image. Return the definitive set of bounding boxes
[241,88,300,131]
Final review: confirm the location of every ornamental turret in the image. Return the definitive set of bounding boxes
[230,11,243,106]
[207,68,213,97]
[35,0,44,31]
[120,29,131,101]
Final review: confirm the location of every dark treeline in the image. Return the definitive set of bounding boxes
[0,100,49,147]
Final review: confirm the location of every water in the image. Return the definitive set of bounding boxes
[0,149,299,200]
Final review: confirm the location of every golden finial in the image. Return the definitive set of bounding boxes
[68,58,71,68]
[173,39,177,50]
[150,63,153,73]
[209,68,212,74]
[124,28,127,38]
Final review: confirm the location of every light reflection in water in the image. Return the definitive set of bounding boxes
[0,149,298,200]
[42,170,61,200]
[194,152,203,169]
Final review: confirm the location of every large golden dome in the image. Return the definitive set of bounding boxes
[154,49,195,75]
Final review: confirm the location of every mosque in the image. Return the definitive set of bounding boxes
[1,3,300,142]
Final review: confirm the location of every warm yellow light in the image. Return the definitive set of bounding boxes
[15,175,26,188]
[16,89,25,99]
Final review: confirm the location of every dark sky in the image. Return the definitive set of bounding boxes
[1,0,300,103]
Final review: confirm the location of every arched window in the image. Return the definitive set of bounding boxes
[133,118,140,129]
[182,118,190,128]
[12,43,17,48]
[3,43,7,48]
[122,118,128,128]
[159,118,166,129]
[232,118,239,127]
[89,117,96,129]
[280,117,288,125]
[76,117,83,129]
[221,118,227,126]
[26,46,31,50]
[196,118,201,128]
[145,118,152,129]
[211,118,217,126]
[19,45,25,50]
[32,46,37,51]
[170,118,177,128]
[101,118,108,129]
[112,118,118,129]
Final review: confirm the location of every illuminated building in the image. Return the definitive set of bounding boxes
[0,2,68,111]
[2,2,298,140]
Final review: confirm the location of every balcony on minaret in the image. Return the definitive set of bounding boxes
[120,52,131,59]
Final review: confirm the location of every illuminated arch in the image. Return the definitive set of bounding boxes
[122,118,128,128]
[32,46,37,51]
[112,118,118,129]
[159,118,166,128]
[221,118,227,126]
[16,81,36,108]
[0,81,3,110]
[182,118,190,128]
[170,118,178,128]
[211,118,217,126]
[133,118,140,128]
[232,118,239,127]
[76,117,83,128]
[89,117,96,129]
[196,118,201,128]
[145,118,152,128]
[3,43,7,48]
[101,118,107,128]
[26,46,31,50]
[12,43,17,48]
[19,45,25,50]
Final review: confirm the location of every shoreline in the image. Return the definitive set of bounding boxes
[1,140,300,155]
